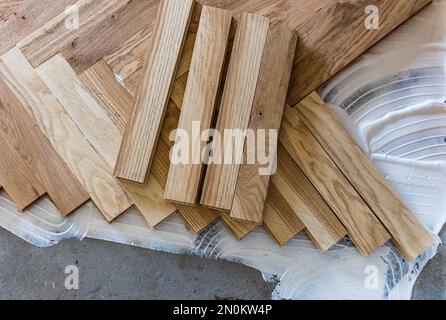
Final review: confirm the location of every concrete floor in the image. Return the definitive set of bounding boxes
[0,226,444,300]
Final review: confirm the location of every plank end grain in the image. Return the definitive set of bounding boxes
[114,0,195,184]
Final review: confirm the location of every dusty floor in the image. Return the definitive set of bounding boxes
[0,226,444,300]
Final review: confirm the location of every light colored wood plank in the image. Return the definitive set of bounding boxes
[165,5,232,205]
[114,0,195,184]
[80,60,131,134]
[41,55,176,228]
[201,12,270,211]
[0,47,132,222]
[0,114,44,210]
[272,145,347,251]
[81,59,177,228]
[295,93,434,260]
[38,54,121,167]
[230,23,297,223]
[61,0,158,73]
[0,0,76,55]
[281,105,391,256]
[0,76,89,215]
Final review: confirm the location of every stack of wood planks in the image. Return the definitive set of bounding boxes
[0,0,435,260]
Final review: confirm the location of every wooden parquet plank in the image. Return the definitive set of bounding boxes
[164,5,232,205]
[0,48,132,222]
[0,76,89,215]
[281,104,391,256]
[295,93,434,260]
[200,12,270,211]
[114,0,195,184]
[230,23,297,224]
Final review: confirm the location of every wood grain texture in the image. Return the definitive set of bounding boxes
[80,60,132,134]
[80,59,178,228]
[295,92,434,260]
[0,47,132,222]
[61,0,159,73]
[0,0,25,22]
[40,55,176,228]
[0,112,44,210]
[120,70,220,234]
[286,0,433,106]
[100,0,431,108]
[14,0,431,106]
[17,0,129,68]
[201,12,270,211]
[38,54,121,167]
[0,76,89,215]
[114,0,195,184]
[281,105,390,256]
[220,212,258,240]
[167,71,306,244]
[272,145,347,251]
[230,23,297,224]
[164,5,232,205]
[0,0,76,55]
[263,183,305,246]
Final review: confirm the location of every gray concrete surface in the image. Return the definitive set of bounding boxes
[0,225,444,300]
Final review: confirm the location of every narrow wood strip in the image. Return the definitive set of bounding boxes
[272,145,347,251]
[0,48,132,222]
[61,0,158,73]
[281,105,390,256]
[201,12,270,211]
[114,0,195,184]
[40,55,176,228]
[295,92,434,260]
[230,23,297,223]
[0,116,44,210]
[165,6,232,205]
[0,0,76,55]
[0,77,89,215]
